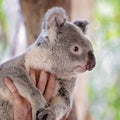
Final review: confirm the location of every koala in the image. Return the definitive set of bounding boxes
[0,7,96,120]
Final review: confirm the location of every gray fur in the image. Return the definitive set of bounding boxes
[0,7,95,120]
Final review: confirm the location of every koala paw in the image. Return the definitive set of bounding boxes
[36,108,56,120]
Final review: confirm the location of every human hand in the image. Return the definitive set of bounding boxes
[4,78,32,120]
[4,69,68,120]
[29,68,56,102]
[4,69,56,120]
[29,69,68,120]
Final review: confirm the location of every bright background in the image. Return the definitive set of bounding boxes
[89,0,120,120]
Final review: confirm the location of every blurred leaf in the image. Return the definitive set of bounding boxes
[0,0,8,61]
[0,0,7,30]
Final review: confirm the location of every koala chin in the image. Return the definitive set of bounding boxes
[0,7,96,120]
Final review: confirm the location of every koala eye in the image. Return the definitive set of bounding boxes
[74,46,79,52]
[70,44,82,55]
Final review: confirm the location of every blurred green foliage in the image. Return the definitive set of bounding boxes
[0,0,6,29]
[89,0,120,120]
[0,0,7,60]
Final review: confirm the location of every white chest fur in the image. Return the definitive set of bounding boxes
[25,47,52,72]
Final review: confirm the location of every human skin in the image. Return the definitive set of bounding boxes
[4,68,66,120]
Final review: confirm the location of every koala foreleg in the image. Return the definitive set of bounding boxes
[6,66,47,120]
[36,77,76,120]
[36,95,71,120]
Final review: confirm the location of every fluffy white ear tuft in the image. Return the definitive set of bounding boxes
[42,7,67,30]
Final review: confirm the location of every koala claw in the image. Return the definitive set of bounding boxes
[36,108,56,120]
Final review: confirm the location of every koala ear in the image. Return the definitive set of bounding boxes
[73,20,89,34]
[42,7,67,30]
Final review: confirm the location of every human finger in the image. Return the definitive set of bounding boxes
[29,68,36,85]
[37,70,48,94]
[61,114,67,120]
[26,104,32,120]
[4,78,22,103]
[44,74,56,102]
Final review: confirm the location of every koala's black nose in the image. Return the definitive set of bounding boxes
[86,50,96,71]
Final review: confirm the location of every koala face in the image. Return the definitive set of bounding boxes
[39,7,96,75]
[57,22,95,73]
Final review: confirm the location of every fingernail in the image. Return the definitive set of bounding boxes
[52,73,56,77]
[4,77,13,83]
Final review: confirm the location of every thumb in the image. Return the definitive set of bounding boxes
[4,78,23,104]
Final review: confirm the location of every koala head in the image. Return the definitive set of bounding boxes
[35,7,96,76]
